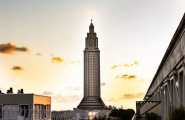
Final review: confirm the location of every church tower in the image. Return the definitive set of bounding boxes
[77,20,106,110]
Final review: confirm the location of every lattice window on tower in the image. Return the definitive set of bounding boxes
[89,39,94,48]
[96,38,98,48]
[93,38,98,48]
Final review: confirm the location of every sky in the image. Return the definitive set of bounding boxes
[0,0,185,110]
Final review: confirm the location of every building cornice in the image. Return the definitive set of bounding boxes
[144,13,185,99]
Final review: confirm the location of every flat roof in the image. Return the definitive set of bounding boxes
[0,94,51,105]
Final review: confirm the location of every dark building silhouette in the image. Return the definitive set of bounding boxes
[77,20,106,110]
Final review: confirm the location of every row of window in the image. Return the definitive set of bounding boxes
[34,104,51,119]
[86,39,98,48]
[0,105,29,118]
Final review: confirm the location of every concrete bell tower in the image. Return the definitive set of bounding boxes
[77,20,106,110]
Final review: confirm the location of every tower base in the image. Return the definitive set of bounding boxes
[77,97,107,110]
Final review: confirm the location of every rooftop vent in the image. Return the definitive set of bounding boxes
[17,89,24,94]
[7,87,13,94]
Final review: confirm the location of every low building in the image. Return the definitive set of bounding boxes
[51,109,111,120]
[135,13,185,120]
[52,110,76,120]
[0,88,51,120]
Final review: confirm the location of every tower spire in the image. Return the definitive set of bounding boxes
[89,19,94,33]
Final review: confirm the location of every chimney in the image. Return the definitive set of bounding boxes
[7,90,10,94]
[7,87,13,94]
[10,87,13,93]
[17,90,21,94]
[17,89,24,94]
[20,89,24,94]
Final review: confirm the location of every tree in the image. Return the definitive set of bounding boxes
[169,106,185,120]
[109,108,135,120]
[145,112,160,120]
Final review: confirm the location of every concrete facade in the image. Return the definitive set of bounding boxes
[0,94,51,120]
[77,20,107,110]
[135,13,185,120]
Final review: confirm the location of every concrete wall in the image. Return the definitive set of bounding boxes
[33,94,51,105]
[147,26,185,96]
[0,94,33,104]
[139,13,185,120]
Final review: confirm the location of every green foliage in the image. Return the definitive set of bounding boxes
[109,108,135,120]
[145,112,160,120]
[108,105,117,110]
[169,106,185,120]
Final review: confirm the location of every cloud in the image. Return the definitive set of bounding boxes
[83,7,97,14]
[15,47,28,52]
[123,64,134,67]
[0,42,28,54]
[63,60,82,65]
[106,98,121,102]
[111,61,139,69]
[111,65,118,69]
[53,95,81,103]
[12,66,24,71]
[42,91,54,96]
[122,93,145,99]
[101,82,106,86]
[51,57,64,63]
[0,87,4,91]
[134,61,139,65]
[115,74,137,80]
[67,87,81,91]
[69,61,82,64]
[36,53,42,56]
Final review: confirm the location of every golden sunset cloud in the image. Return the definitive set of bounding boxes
[115,74,137,80]
[36,53,42,56]
[0,43,28,54]
[42,91,54,96]
[134,61,139,65]
[111,61,139,69]
[111,65,118,69]
[51,57,64,63]
[122,93,145,99]
[101,82,106,86]
[53,95,81,103]
[12,66,24,71]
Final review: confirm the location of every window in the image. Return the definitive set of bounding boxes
[46,105,51,119]
[41,105,47,119]
[34,104,39,119]
[0,105,2,118]
[179,72,183,105]
[19,105,29,118]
